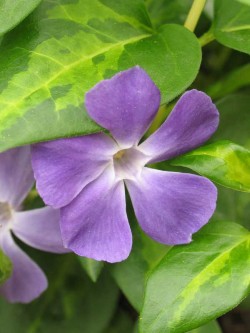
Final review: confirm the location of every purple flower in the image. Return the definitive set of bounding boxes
[31,66,219,263]
[0,146,67,303]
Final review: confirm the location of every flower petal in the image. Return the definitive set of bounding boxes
[140,90,219,163]
[60,168,132,263]
[126,168,217,245]
[0,147,34,208]
[31,133,117,208]
[85,66,161,148]
[0,232,47,303]
[12,206,67,253]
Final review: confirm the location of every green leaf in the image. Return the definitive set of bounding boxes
[145,0,192,27]
[188,320,222,333]
[0,0,42,35]
[237,0,250,5]
[78,257,104,282]
[0,0,201,152]
[104,310,134,333]
[240,294,250,308]
[0,249,12,285]
[0,254,118,333]
[213,94,250,149]
[214,0,250,54]
[213,185,250,229]
[209,94,250,229]
[206,65,250,99]
[133,321,139,333]
[110,219,167,311]
[140,221,250,333]
[171,140,250,192]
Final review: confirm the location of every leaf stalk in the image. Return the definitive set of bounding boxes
[184,0,207,32]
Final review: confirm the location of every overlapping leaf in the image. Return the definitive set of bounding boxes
[140,221,250,333]
[213,94,250,149]
[214,185,250,229]
[214,0,250,54]
[79,257,103,282]
[171,141,250,192]
[0,255,118,333]
[0,0,201,152]
[207,65,250,100]
[110,221,167,311]
[145,0,192,27]
[0,0,42,35]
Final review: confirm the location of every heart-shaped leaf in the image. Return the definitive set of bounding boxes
[214,0,250,54]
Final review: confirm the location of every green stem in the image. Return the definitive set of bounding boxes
[146,103,174,137]
[184,0,207,32]
[199,29,215,46]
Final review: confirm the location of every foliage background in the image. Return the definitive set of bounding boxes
[0,0,249,332]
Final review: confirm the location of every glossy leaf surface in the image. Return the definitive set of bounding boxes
[171,141,250,192]
[140,221,250,333]
[0,0,201,152]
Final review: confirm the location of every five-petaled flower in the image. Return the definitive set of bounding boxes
[32,66,219,263]
[0,147,67,303]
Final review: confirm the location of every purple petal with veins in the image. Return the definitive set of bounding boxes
[140,90,219,163]
[12,206,68,254]
[0,147,67,303]
[0,147,34,208]
[0,232,47,303]
[60,167,132,263]
[31,66,219,263]
[126,168,217,245]
[85,66,161,148]
[31,133,117,208]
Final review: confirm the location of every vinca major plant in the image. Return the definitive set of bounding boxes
[0,0,249,332]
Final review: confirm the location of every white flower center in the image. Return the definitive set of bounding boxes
[0,202,13,230]
[113,147,149,181]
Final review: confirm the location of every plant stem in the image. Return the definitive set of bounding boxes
[146,103,174,136]
[199,29,215,46]
[184,0,207,32]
